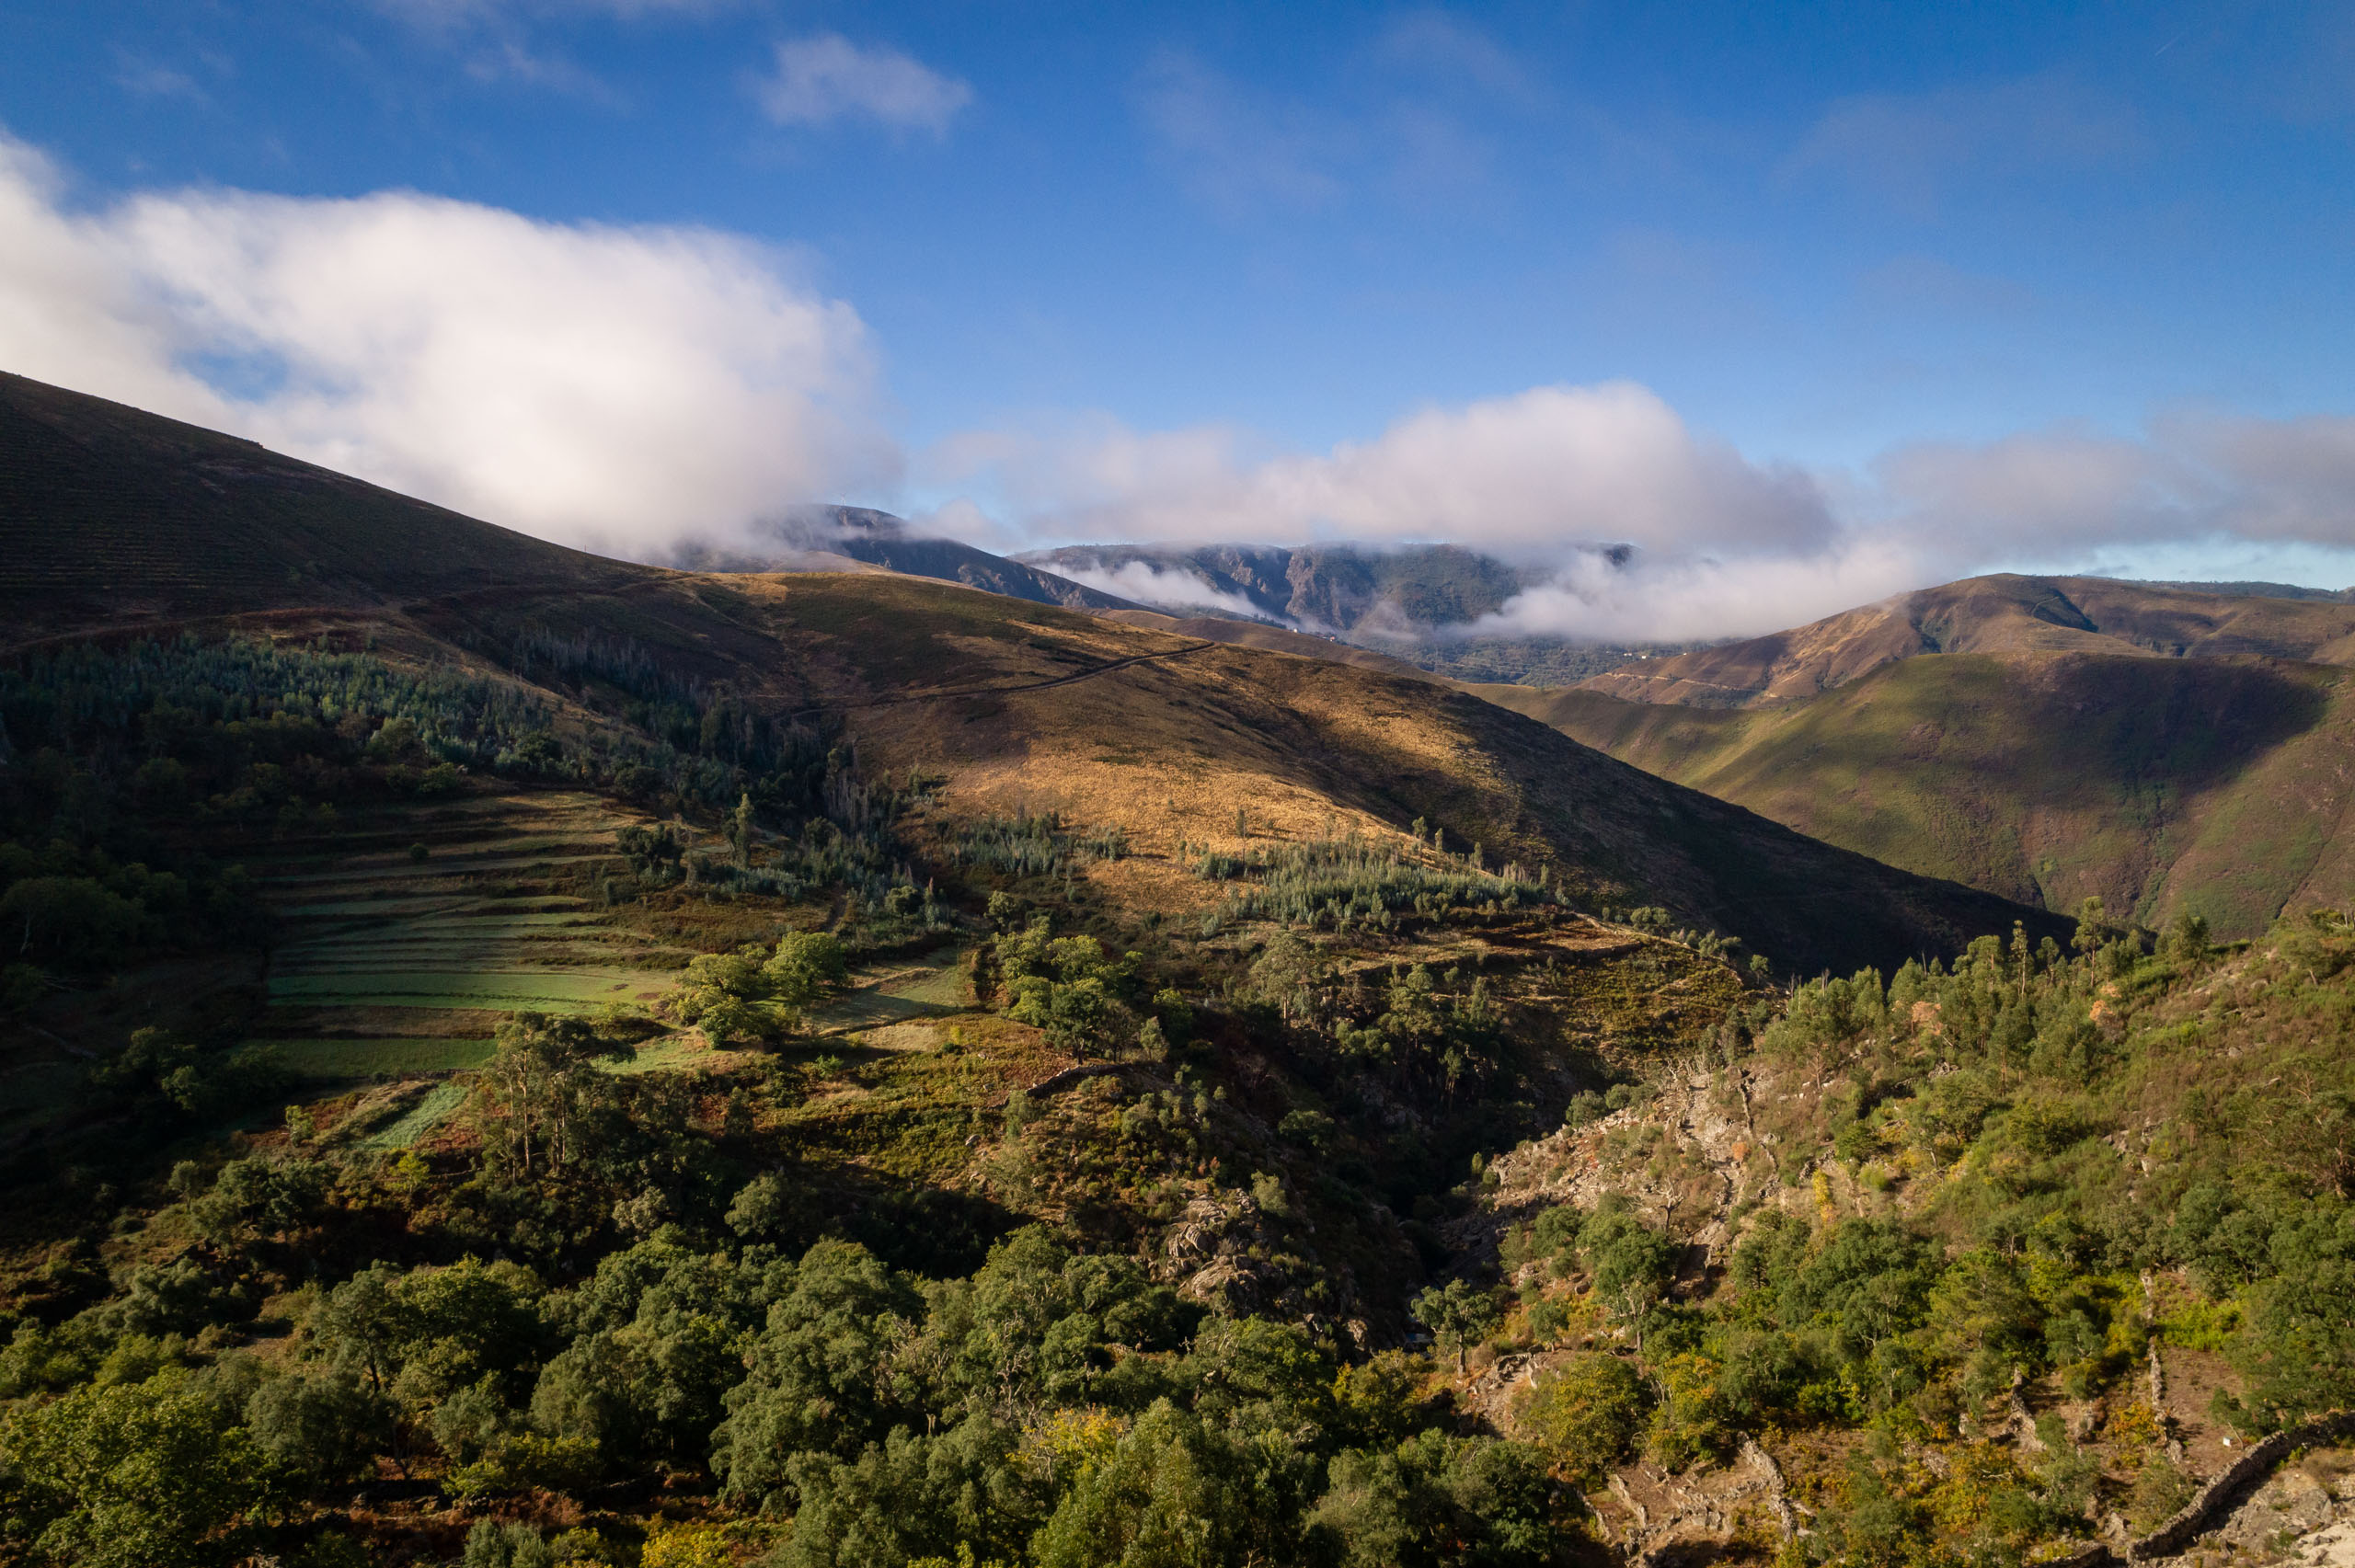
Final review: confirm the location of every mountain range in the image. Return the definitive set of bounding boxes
[697,501,2355,940]
[1017,542,1551,634]
[693,504,1143,615]
[0,371,2047,977]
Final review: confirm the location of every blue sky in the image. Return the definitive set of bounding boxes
[3,2,2352,634]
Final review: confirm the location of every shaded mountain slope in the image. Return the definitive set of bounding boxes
[1580,573,2355,707]
[0,374,2060,975]
[740,505,1143,613]
[1491,650,2355,936]
[0,370,639,647]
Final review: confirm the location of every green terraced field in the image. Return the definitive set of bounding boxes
[246,794,691,1099]
[611,1036,710,1074]
[269,1037,497,1081]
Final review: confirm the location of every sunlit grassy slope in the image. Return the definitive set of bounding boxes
[749,571,2065,972]
[1492,650,2355,936]
[1579,572,2355,708]
[0,372,2058,976]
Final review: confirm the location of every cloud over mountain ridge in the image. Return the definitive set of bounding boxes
[4,130,2354,643]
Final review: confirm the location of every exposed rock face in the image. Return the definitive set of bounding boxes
[1160,1190,1310,1319]
[2135,1441,2355,1568]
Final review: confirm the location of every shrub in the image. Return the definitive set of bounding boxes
[1513,1352,1649,1481]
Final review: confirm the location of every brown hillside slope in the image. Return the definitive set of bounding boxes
[1095,607,1442,681]
[1580,573,2355,707]
[0,373,2061,974]
[0,371,641,647]
[1488,650,2355,937]
[376,568,2067,974]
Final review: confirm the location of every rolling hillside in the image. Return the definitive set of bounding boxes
[1578,572,2355,707]
[0,371,639,648]
[1493,577,2355,935]
[0,373,2059,979]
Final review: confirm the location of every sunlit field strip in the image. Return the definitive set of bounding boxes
[363,1082,468,1149]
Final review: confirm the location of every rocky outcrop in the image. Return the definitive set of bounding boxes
[1159,1190,1310,1318]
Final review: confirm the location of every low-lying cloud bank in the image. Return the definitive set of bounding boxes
[931,394,2355,641]
[0,135,891,561]
[4,132,2352,642]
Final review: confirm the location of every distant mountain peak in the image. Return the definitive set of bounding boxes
[1016,540,1568,635]
[683,504,1147,615]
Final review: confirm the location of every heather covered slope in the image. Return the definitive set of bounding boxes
[1491,651,2355,936]
[1579,573,2355,708]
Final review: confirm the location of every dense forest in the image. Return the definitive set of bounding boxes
[4,633,2354,1568]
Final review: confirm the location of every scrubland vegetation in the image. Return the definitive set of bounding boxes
[0,633,1710,1567]
[6,632,2354,1568]
[1467,900,2355,1568]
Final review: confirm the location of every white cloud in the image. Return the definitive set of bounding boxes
[756,35,972,134]
[1049,561,1276,624]
[373,0,731,101]
[938,383,1833,561]
[1456,413,2355,639]
[1867,416,2355,560]
[1466,538,1936,644]
[1374,12,1534,101]
[0,135,891,559]
[112,60,208,104]
[1134,52,1350,214]
[930,379,2355,643]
